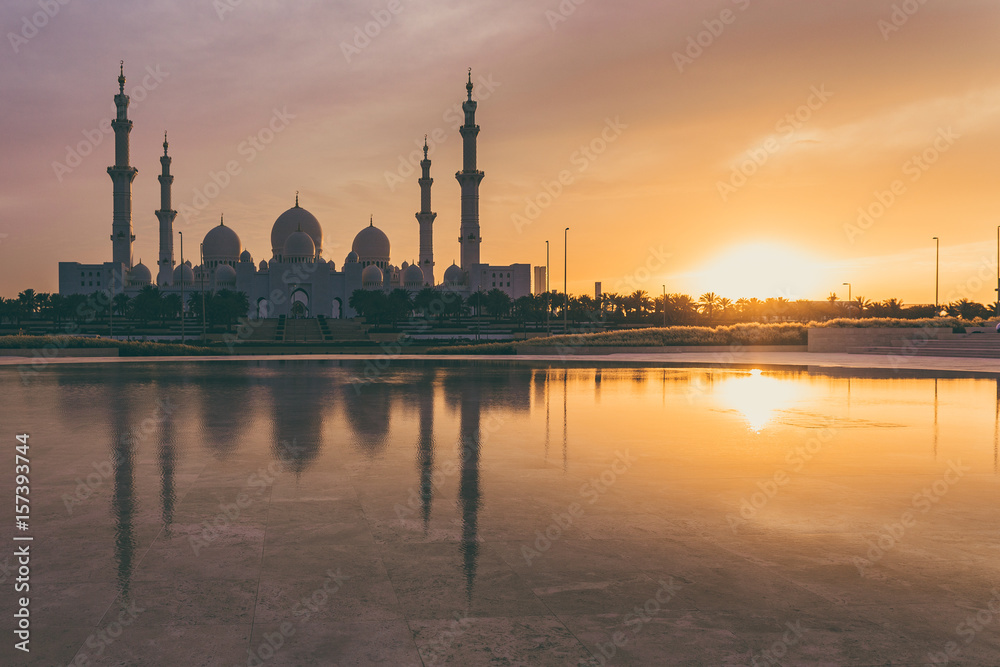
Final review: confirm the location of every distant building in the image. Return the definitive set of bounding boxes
[534,266,547,295]
[59,67,539,318]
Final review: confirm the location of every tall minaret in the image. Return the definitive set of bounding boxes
[108,61,137,268]
[416,135,437,285]
[455,68,484,270]
[155,132,176,286]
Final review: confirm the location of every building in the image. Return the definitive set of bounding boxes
[58,67,537,318]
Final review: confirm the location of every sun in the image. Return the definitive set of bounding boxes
[684,242,827,301]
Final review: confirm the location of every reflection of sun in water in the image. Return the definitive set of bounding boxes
[715,369,797,432]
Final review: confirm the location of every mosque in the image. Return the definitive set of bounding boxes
[58,65,534,318]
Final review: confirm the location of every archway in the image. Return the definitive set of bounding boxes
[256,298,271,319]
[290,288,310,318]
[332,297,343,319]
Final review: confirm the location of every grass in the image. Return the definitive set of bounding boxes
[424,318,992,355]
[0,335,215,356]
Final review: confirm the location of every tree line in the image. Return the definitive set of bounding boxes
[2,287,249,329]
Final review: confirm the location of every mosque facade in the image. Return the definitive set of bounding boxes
[58,66,533,318]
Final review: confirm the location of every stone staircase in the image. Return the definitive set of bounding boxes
[851,333,1000,359]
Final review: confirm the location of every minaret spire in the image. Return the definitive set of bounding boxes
[456,69,484,270]
[416,133,437,285]
[155,128,176,286]
[109,62,138,269]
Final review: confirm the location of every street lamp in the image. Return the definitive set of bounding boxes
[545,240,551,335]
[564,227,569,332]
[842,282,851,302]
[995,226,999,318]
[179,230,185,344]
[662,284,666,327]
[932,236,939,309]
[200,242,207,340]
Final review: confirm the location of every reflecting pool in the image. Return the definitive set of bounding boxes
[2,361,999,665]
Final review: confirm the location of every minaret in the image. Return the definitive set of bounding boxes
[108,61,138,268]
[416,135,437,285]
[455,68,484,270]
[155,132,176,286]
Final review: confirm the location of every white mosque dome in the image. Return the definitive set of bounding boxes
[203,218,241,263]
[444,262,466,285]
[283,228,316,260]
[129,261,151,286]
[403,263,424,287]
[272,198,322,257]
[215,263,237,285]
[345,251,359,264]
[361,264,383,287]
[173,261,194,286]
[352,220,390,265]
[240,250,253,263]
[258,260,269,272]
[401,261,409,271]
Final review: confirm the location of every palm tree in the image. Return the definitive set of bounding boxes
[717,297,732,318]
[17,289,37,320]
[698,292,720,320]
[484,288,512,321]
[853,296,870,317]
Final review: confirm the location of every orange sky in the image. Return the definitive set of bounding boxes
[2,0,1000,304]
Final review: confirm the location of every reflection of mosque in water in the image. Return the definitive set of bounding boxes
[89,362,536,600]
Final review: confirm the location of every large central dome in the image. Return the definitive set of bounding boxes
[271,197,322,259]
[352,218,390,268]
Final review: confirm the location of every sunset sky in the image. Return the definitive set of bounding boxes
[2,0,1000,303]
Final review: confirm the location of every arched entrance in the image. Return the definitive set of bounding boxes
[256,297,271,319]
[332,297,343,319]
[290,288,310,318]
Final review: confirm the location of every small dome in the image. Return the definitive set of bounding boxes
[444,262,466,285]
[173,262,194,286]
[345,251,359,264]
[215,263,237,284]
[403,263,424,287]
[203,218,241,262]
[401,261,409,270]
[240,250,253,263]
[271,199,322,258]
[352,220,390,264]
[361,264,383,287]
[258,260,269,272]
[283,228,316,259]
[129,261,151,286]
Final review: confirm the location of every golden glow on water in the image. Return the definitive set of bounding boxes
[712,369,801,433]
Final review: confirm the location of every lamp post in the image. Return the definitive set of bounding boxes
[563,227,569,332]
[200,242,207,340]
[995,226,999,318]
[842,282,851,302]
[179,230,185,344]
[662,284,667,327]
[932,236,939,309]
[545,240,550,335]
